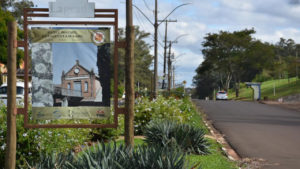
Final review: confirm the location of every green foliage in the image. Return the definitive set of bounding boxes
[90,117,123,142]
[33,143,187,169]
[0,8,25,67]
[117,27,153,89]
[0,106,91,168]
[229,77,300,100]
[0,9,14,64]
[252,70,273,82]
[134,96,198,135]
[193,29,275,98]
[1,0,34,25]
[144,120,210,155]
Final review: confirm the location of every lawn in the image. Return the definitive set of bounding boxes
[228,77,300,100]
[115,137,238,169]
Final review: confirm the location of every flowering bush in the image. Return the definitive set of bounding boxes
[134,96,198,134]
[0,105,91,168]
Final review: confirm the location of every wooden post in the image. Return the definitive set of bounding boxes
[125,0,135,146]
[5,21,17,169]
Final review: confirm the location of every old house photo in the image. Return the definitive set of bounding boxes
[53,60,103,107]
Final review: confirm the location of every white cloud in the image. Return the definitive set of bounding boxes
[30,0,300,86]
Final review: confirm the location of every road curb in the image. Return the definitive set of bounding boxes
[192,101,241,161]
[202,113,241,161]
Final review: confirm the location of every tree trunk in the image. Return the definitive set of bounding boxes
[235,81,240,98]
[225,73,232,91]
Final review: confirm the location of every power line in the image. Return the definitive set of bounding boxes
[143,0,153,12]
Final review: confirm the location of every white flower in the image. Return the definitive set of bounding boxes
[23,133,28,137]
[1,143,6,150]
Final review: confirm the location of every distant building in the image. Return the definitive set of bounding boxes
[0,61,31,85]
[60,60,102,103]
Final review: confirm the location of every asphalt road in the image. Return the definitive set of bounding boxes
[193,100,300,169]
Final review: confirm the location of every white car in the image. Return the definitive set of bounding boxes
[216,91,228,100]
[0,82,32,106]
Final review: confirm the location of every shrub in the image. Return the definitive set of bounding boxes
[134,96,196,134]
[90,116,123,142]
[144,120,210,155]
[33,142,188,169]
[0,105,91,168]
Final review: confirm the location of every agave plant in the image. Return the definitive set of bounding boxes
[31,152,75,169]
[32,142,190,169]
[144,120,210,155]
[130,145,185,169]
[70,143,130,169]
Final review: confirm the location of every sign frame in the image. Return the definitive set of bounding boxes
[17,8,125,128]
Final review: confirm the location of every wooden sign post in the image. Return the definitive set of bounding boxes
[5,20,17,169]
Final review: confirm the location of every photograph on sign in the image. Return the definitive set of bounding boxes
[29,27,112,121]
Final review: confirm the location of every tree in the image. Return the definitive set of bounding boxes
[0,8,24,67]
[1,0,34,25]
[192,60,219,99]
[274,38,297,80]
[0,8,14,64]
[194,29,275,98]
[118,27,153,90]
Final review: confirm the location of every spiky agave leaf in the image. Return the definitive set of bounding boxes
[144,120,210,155]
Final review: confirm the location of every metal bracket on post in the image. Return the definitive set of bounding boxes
[117,41,127,48]
[17,41,25,47]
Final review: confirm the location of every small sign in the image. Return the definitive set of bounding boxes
[32,107,110,120]
[30,29,110,45]
[49,0,95,18]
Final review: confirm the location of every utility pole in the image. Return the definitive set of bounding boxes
[153,0,158,98]
[167,41,175,91]
[172,56,175,88]
[125,0,135,147]
[132,2,189,97]
[159,19,177,89]
[5,20,17,169]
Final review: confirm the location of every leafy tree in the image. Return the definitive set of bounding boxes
[1,0,34,25]
[194,29,275,98]
[192,60,219,99]
[274,38,298,80]
[118,27,153,90]
[0,8,24,67]
[0,8,14,64]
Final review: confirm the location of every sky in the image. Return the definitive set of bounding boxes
[31,0,300,87]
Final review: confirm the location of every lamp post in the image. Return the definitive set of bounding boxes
[132,3,190,97]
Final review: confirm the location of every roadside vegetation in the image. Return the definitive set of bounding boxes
[228,77,300,100]
[192,28,300,100]
[0,94,238,169]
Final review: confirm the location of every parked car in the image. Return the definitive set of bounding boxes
[216,91,228,100]
[0,82,32,106]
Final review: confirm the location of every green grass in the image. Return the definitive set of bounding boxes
[186,139,238,169]
[114,138,238,169]
[115,138,145,146]
[229,77,300,100]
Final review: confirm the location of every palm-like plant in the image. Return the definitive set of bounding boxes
[144,120,210,155]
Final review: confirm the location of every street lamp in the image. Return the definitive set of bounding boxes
[132,2,190,97]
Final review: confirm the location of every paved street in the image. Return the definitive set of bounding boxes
[193,100,300,169]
